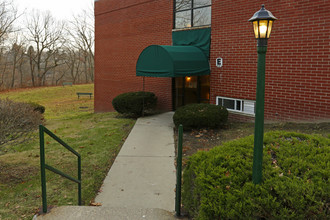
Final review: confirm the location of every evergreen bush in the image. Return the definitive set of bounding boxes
[182,131,330,219]
[112,91,157,117]
[173,103,228,130]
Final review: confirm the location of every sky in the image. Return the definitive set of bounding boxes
[13,0,94,21]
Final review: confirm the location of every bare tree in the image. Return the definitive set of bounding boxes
[0,0,19,45]
[25,11,65,86]
[26,45,36,86]
[17,46,27,87]
[67,8,94,83]
[50,49,67,85]
[0,3,95,90]
[63,47,82,83]
[8,34,25,88]
[0,47,9,89]
[0,0,18,90]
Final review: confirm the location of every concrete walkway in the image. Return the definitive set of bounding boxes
[37,112,180,220]
[95,112,176,210]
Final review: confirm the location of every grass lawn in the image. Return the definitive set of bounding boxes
[0,84,135,219]
[0,84,95,120]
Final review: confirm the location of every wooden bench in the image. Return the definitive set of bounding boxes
[77,92,93,99]
[62,82,73,86]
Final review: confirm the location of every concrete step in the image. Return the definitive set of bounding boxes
[35,206,186,220]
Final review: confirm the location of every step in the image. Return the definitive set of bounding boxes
[35,206,186,220]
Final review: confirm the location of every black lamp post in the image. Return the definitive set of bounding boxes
[249,4,277,184]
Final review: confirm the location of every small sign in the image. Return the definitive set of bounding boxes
[216,58,223,68]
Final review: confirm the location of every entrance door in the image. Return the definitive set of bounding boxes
[173,75,210,109]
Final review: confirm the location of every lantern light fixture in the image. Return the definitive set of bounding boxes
[249,4,277,46]
[249,4,277,184]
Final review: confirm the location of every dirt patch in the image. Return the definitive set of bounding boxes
[176,122,330,158]
[0,162,38,185]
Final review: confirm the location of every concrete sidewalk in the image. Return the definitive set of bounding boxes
[37,112,179,219]
[95,112,176,210]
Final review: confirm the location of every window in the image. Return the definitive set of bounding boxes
[216,96,256,115]
[174,0,211,29]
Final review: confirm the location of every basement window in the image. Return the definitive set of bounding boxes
[216,96,256,116]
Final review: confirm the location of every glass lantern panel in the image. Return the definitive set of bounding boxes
[253,21,259,38]
[267,20,273,38]
[259,20,268,38]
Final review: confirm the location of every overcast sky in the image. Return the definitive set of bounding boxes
[13,0,94,21]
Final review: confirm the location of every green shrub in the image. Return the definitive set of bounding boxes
[173,103,228,130]
[28,102,45,114]
[112,91,157,117]
[182,131,330,219]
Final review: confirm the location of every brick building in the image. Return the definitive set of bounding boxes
[94,0,330,122]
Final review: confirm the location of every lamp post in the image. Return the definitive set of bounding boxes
[249,4,277,184]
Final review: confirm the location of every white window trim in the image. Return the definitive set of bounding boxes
[216,96,256,116]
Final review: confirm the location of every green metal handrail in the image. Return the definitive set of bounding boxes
[39,125,81,213]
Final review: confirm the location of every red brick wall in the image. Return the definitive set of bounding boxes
[95,0,330,122]
[211,0,330,121]
[94,0,173,112]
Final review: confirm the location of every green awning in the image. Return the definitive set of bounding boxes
[172,27,211,58]
[136,45,210,77]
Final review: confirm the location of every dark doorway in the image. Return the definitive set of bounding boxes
[173,75,210,109]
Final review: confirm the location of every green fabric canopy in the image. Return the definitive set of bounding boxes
[172,27,211,58]
[136,45,210,77]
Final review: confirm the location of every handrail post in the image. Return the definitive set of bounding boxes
[39,125,47,213]
[78,156,82,205]
[39,125,82,210]
[175,124,183,216]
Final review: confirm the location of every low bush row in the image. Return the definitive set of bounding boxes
[173,103,228,130]
[182,131,330,219]
[28,102,46,114]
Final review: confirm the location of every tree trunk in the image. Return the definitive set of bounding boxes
[11,67,15,88]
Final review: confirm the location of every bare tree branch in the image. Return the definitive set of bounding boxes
[0,0,19,44]
[24,10,66,86]
[66,7,94,83]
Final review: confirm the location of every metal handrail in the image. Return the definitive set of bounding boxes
[39,125,81,213]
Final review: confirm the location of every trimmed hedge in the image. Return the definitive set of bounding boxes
[112,91,157,117]
[182,131,330,219]
[28,102,46,114]
[173,103,228,130]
